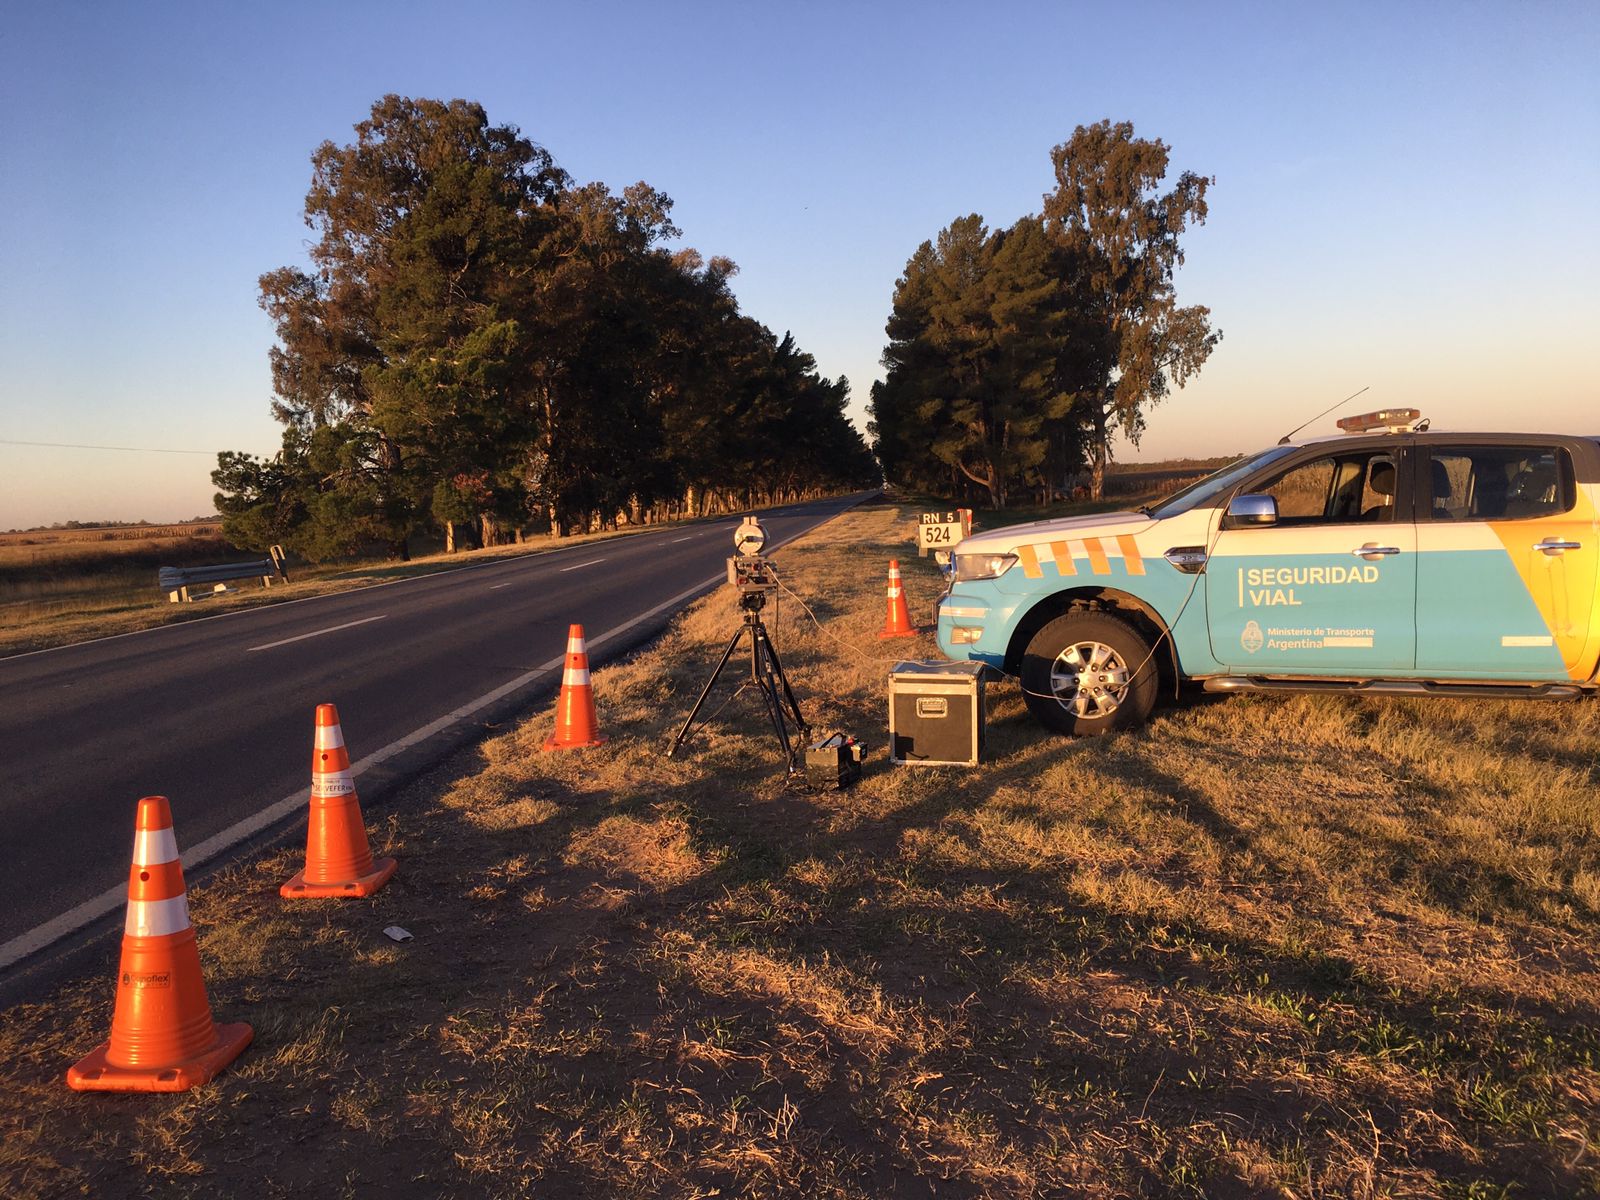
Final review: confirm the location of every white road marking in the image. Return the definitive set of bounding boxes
[0,506,856,973]
[559,558,605,573]
[672,536,694,543]
[245,615,387,652]
[0,502,838,664]
[488,583,512,590]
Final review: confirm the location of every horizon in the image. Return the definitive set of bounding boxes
[2,2,1596,529]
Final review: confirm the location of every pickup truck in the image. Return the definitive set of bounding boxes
[935,410,1600,735]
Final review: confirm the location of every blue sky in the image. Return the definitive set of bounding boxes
[1,1,1596,527]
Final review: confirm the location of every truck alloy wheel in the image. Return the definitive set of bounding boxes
[1020,612,1158,736]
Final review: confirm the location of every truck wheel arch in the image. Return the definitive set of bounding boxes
[1004,588,1182,696]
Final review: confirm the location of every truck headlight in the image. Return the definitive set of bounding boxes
[953,552,1017,582]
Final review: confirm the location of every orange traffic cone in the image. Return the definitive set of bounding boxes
[67,796,252,1092]
[544,624,607,750]
[281,704,396,898]
[879,559,919,638]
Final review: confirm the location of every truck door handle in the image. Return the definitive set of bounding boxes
[1535,538,1581,554]
[1353,544,1400,558]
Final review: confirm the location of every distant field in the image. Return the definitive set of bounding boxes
[2,501,1593,1197]
[0,521,224,547]
[1103,456,1239,498]
[0,520,457,654]
[0,523,235,625]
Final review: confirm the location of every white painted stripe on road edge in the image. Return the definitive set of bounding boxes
[246,615,387,653]
[0,511,841,974]
[558,558,605,573]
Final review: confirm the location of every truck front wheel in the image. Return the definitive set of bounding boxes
[1019,612,1159,736]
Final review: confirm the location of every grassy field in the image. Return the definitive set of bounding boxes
[1,500,1596,1198]
[0,522,231,623]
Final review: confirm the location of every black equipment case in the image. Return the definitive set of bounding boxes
[888,661,987,767]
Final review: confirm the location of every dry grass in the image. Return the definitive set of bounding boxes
[1,500,1596,1198]
[0,524,231,625]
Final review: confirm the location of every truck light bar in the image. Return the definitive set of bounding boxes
[1336,408,1422,434]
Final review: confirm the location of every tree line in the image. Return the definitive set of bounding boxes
[215,96,878,561]
[869,120,1220,507]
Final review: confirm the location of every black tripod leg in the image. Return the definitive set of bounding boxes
[667,624,747,757]
[752,636,795,768]
[753,624,806,770]
[760,630,810,739]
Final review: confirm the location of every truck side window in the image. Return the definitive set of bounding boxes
[1426,448,1571,520]
[1256,452,1397,525]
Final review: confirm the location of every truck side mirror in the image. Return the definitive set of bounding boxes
[1225,494,1278,528]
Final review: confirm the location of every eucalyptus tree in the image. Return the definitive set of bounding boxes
[514,180,679,534]
[1043,120,1220,498]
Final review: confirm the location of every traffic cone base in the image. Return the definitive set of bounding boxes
[67,1022,252,1093]
[281,855,397,898]
[543,731,607,751]
[544,624,607,751]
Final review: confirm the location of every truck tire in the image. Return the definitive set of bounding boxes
[1019,611,1159,736]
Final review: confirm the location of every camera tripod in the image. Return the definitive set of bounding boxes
[667,589,811,772]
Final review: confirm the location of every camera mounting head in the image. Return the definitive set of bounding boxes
[727,553,778,597]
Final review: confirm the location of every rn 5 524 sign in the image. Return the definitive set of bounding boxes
[917,509,971,555]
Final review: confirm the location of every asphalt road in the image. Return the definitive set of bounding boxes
[0,495,865,966]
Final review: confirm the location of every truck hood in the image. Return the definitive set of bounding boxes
[956,510,1153,554]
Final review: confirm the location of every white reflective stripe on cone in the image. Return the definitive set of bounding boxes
[132,826,180,867]
[312,769,357,797]
[564,667,591,686]
[567,637,585,653]
[315,724,346,751]
[125,894,191,937]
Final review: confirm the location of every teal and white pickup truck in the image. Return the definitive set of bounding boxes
[935,410,1600,735]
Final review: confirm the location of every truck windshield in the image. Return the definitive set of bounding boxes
[1143,447,1296,519]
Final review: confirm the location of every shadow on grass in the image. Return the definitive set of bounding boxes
[7,533,1596,1196]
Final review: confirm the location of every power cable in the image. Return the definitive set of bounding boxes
[0,438,221,455]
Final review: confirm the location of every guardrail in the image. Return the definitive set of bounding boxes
[159,545,288,603]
